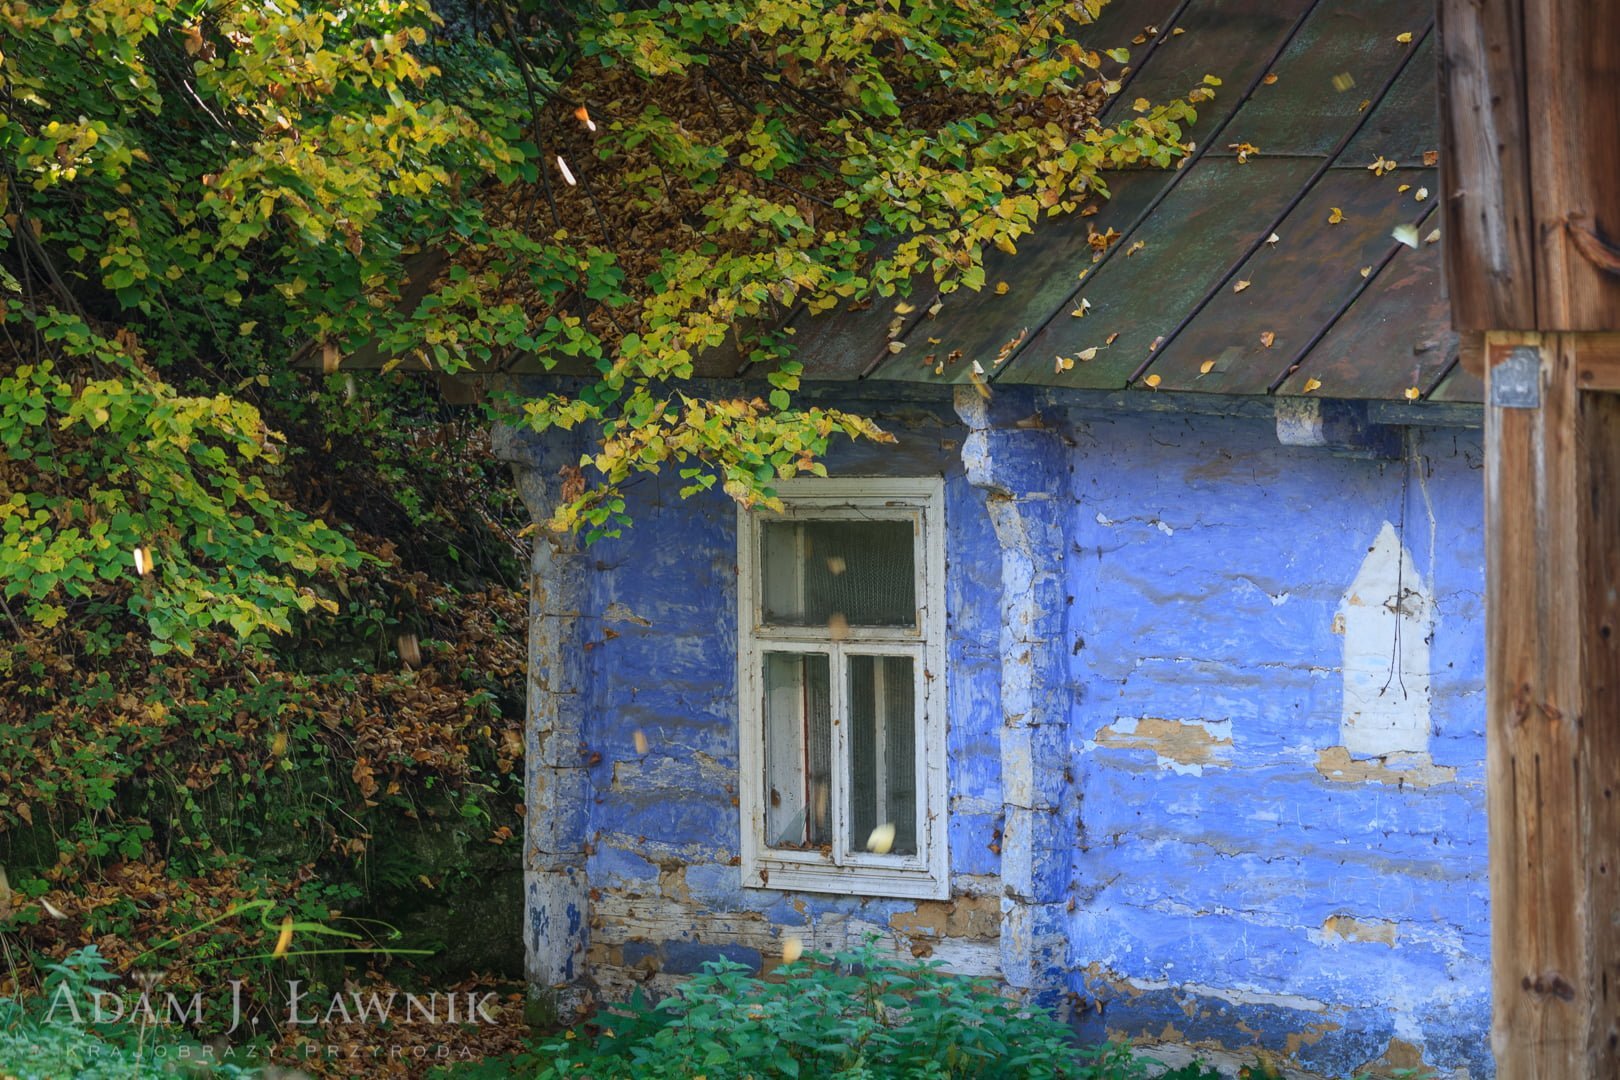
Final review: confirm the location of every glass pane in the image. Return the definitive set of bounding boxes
[847,654,917,857]
[761,519,916,628]
[762,652,831,850]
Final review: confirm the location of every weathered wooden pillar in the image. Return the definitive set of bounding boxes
[1481,334,1620,1075]
[1442,0,1620,1068]
[1483,334,1620,1076]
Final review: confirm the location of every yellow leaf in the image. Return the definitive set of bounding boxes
[1132,97,1151,113]
[886,341,905,354]
[1262,72,1278,85]
[1078,347,1098,361]
[1360,266,1372,277]
[1105,332,1119,345]
[1144,373,1162,388]
[1071,298,1091,317]
[1331,72,1355,92]
[1414,186,1429,202]
[1199,360,1216,375]
[1424,228,1441,244]
[968,366,992,400]
[1405,386,1422,400]
[1397,184,1411,193]
[1260,331,1276,348]
[1172,26,1185,35]
[994,281,1010,295]
[1233,279,1251,293]
[1055,355,1074,373]
[1303,377,1322,393]
[1126,240,1146,256]
[1396,31,1413,43]
[1392,224,1420,249]
[1266,232,1280,245]
[1328,207,1344,224]
[272,915,294,959]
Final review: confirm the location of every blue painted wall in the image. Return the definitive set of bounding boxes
[551,388,1488,1078]
[1058,409,1487,1076]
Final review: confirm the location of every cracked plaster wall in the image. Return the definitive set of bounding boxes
[503,383,1488,1078]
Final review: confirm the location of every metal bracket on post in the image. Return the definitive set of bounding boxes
[1490,346,1541,409]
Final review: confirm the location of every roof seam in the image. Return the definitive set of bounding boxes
[986,0,1332,387]
[851,0,1197,384]
[1124,16,1438,388]
[1265,202,1442,394]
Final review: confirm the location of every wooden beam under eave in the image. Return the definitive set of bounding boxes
[1572,336,1620,393]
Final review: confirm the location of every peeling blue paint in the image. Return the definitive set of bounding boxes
[502,384,1489,1077]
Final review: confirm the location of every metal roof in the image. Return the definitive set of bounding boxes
[783,0,1477,405]
[345,0,1475,408]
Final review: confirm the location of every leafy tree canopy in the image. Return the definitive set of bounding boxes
[0,0,1202,648]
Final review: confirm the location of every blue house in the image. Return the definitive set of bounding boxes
[483,2,1490,1076]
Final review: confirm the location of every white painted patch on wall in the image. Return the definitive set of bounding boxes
[1337,522,1433,756]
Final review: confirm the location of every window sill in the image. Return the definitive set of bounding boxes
[743,861,949,901]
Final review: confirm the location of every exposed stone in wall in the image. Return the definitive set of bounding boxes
[956,386,1074,1004]
[1314,745,1461,789]
[492,411,591,1009]
[1091,717,1234,774]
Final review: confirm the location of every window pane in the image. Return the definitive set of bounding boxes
[762,652,832,850]
[847,654,917,857]
[761,519,916,628]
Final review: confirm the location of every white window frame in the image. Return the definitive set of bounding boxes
[736,476,948,900]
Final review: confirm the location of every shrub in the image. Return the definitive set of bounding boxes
[0,947,254,1079]
[530,941,1148,1080]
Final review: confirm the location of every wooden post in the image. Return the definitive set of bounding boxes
[1581,385,1620,1076]
[1483,334,1620,1076]
[1444,0,1620,1068]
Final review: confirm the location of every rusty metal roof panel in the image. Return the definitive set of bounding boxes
[998,156,1317,389]
[871,0,1317,387]
[872,169,1168,385]
[391,0,1461,412]
[1148,167,1436,394]
[1212,3,1431,159]
[1340,34,1439,168]
[1272,212,1457,399]
[1098,0,1315,123]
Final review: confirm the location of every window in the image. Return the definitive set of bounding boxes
[737,477,947,899]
